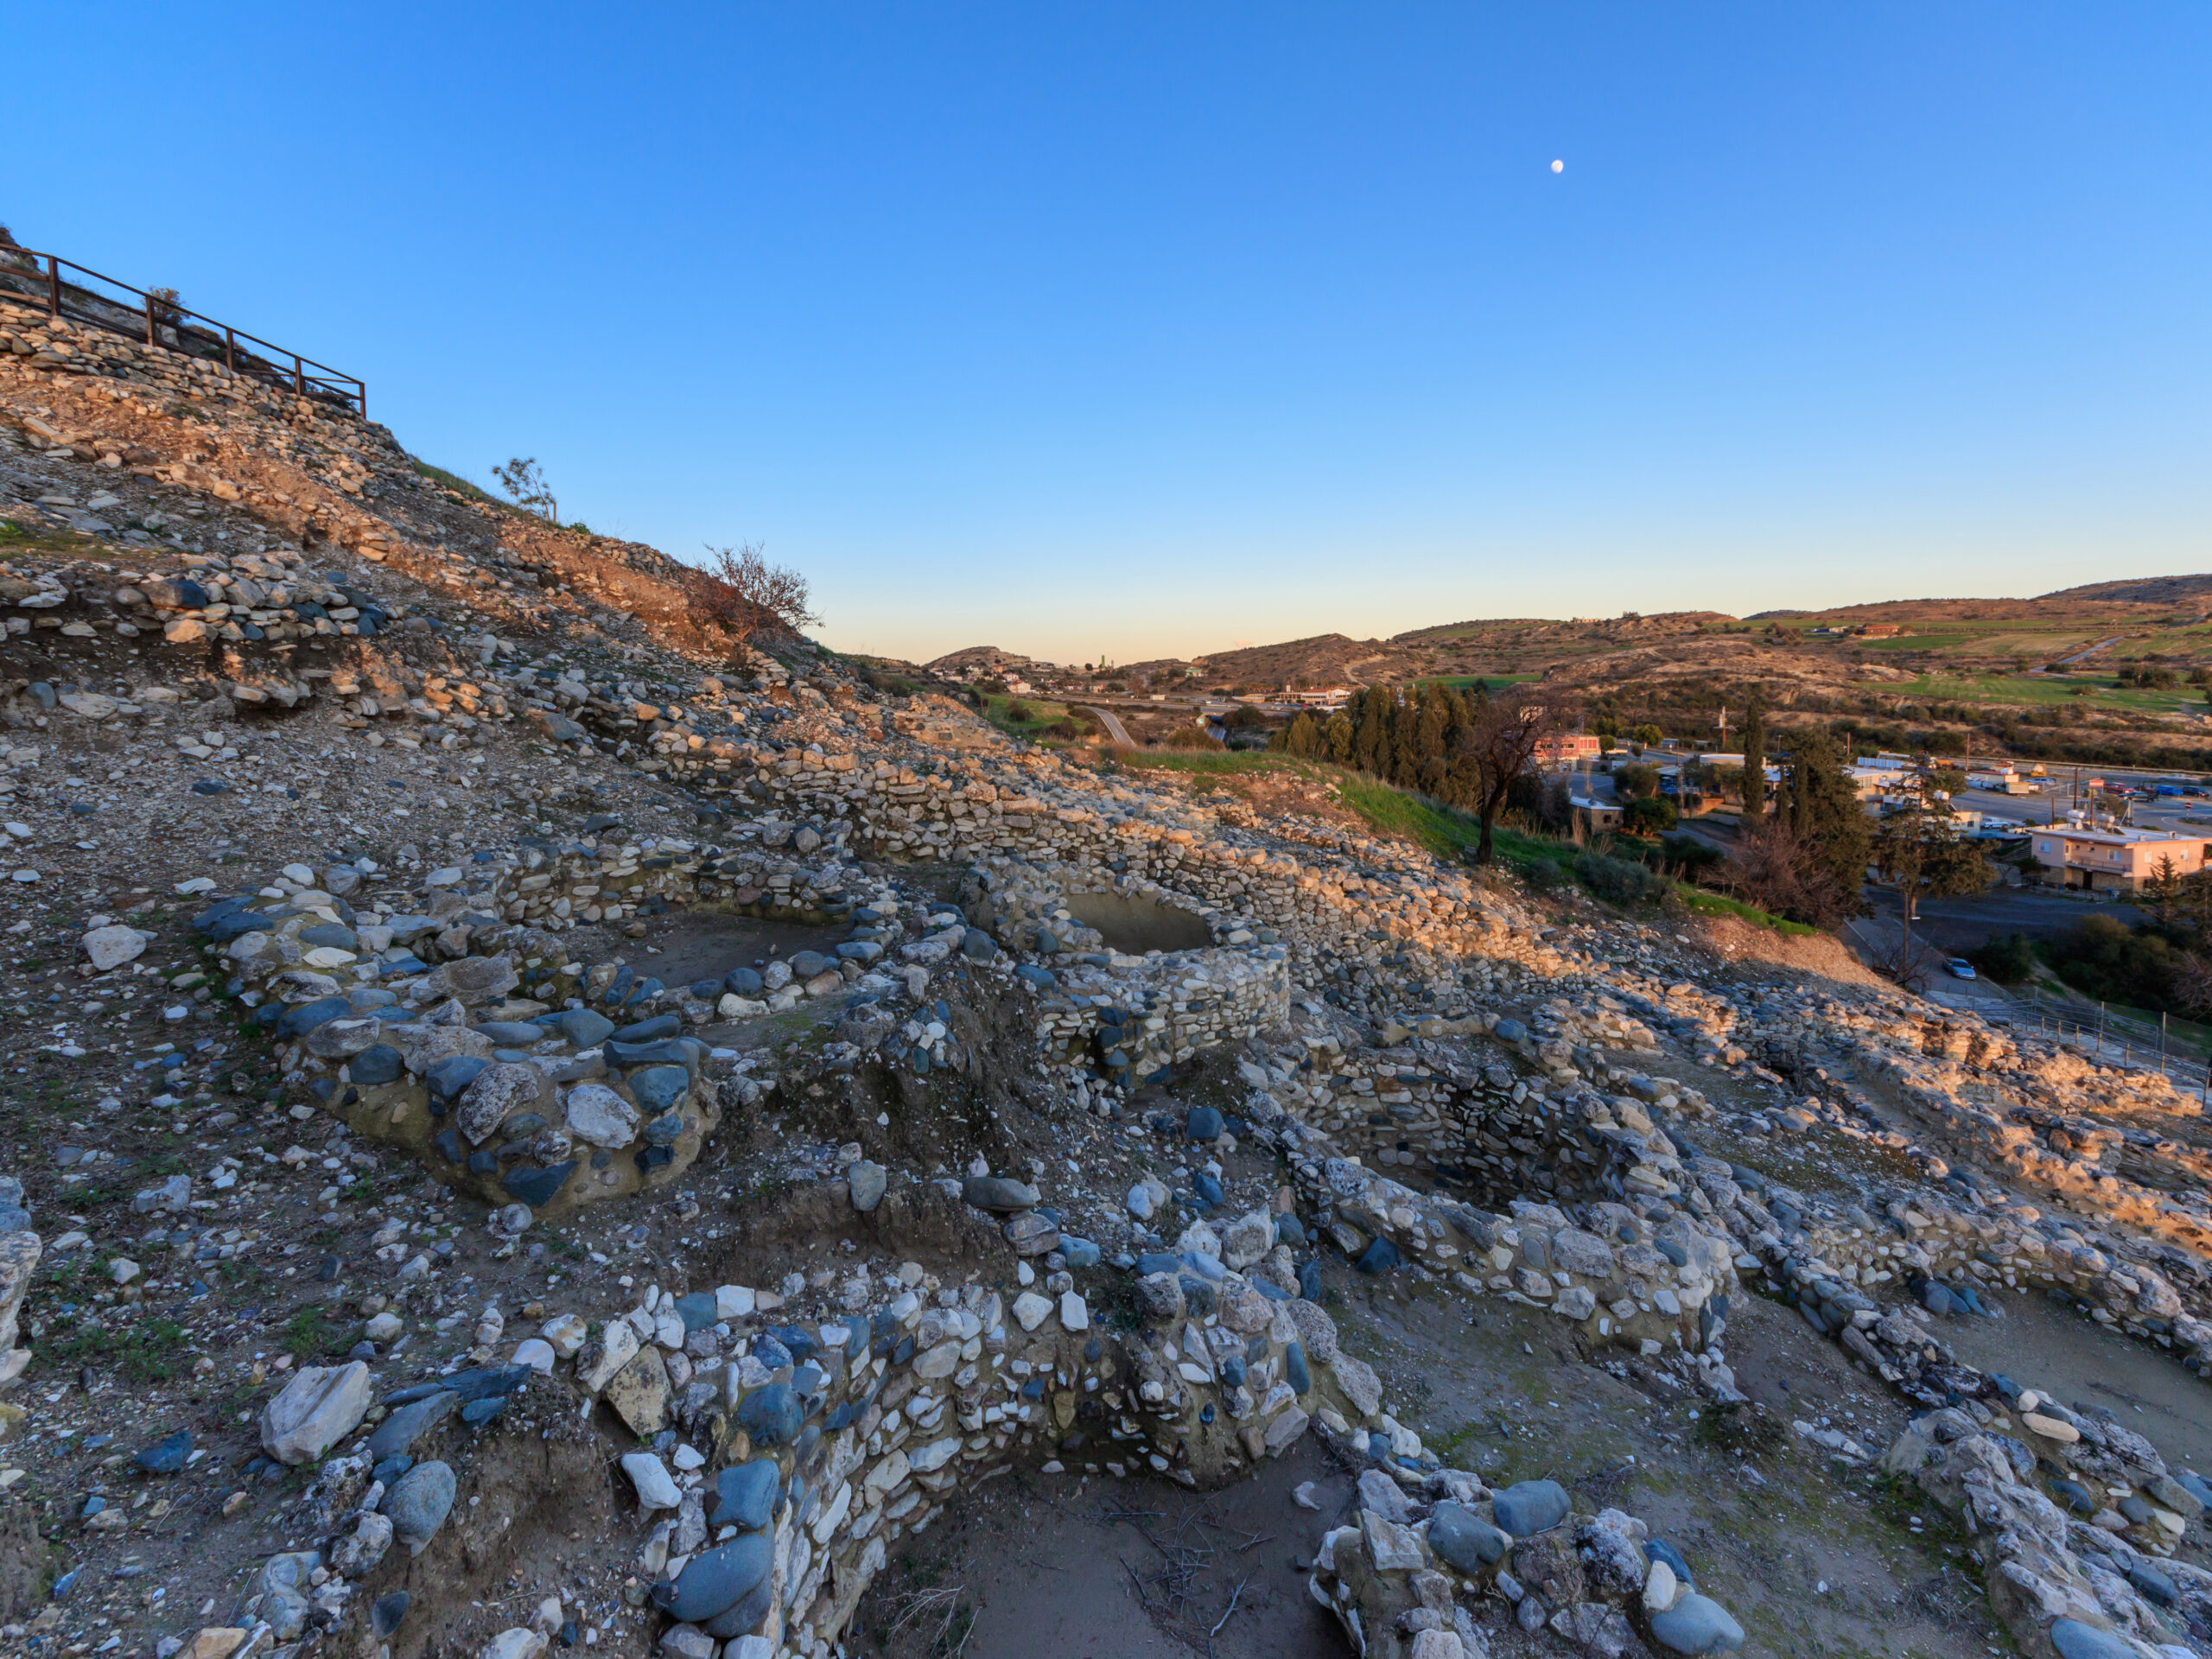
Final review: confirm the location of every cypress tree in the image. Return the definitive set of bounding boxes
[1740,698,1766,825]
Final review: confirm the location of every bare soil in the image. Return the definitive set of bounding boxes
[1932,1288,2212,1479]
[855,1440,1351,1659]
[609,908,850,993]
[1059,892,1213,957]
[1328,1265,2005,1659]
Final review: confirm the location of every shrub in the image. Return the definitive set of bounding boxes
[1622,796,1678,837]
[1657,832,1724,877]
[1617,762,1661,800]
[1005,700,1033,723]
[1967,931,2037,986]
[2044,915,2182,1011]
[1574,851,1672,906]
[1163,725,1226,751]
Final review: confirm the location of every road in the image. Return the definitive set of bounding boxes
[2052,635,2126,666]
[1077,704,1133,744]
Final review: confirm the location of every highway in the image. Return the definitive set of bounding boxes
[1078,704,1133,744]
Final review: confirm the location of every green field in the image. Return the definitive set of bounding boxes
[1408,672,1543,691]
[1897,671,2205,715]
[982,692,1088,740]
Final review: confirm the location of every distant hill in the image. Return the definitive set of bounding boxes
[922,645,1037,676]
[2037,575,2212,607]
[967,573,2212,713]
[1747,575,2212,624]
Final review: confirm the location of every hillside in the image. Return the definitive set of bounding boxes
[990,582,2212,767]
[6,273,2212,1659]
[2040,573,2212,607]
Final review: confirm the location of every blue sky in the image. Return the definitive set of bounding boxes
[10,4,2209,664]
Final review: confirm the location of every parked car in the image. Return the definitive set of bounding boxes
[1945,958,1978,980]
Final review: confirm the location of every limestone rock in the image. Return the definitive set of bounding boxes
[260,1361,372,1465]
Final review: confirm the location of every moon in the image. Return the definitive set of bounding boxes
[1551,159,1565,174]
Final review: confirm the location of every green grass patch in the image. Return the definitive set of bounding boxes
[281,1306,346,1361]
[1111,750,1324,779]
[412,459,498,500]
[979,693,1091,741]
[47,1313,189,1382]
[1333,776,1487,858]
[1674,887,1819,935]
[0,518,101,555]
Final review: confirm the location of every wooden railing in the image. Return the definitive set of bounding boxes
[0,246,365,417]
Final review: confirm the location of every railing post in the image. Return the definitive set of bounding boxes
[225,327,236,374]
[293,355,304,397]
[47,256,60,316]
[144,292,156,347]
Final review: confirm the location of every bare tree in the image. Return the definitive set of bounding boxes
[1457,687,1571,864]
[682,542,820,661]
[1866,925,1951,993]
[492,457,558,524]
[1726,817,1863,931]
[2175,951,2212,1022]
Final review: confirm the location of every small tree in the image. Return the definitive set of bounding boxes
[1457,688,1571,865]
[1630,722,1663,749]
[492,457,558,524]
[682,542,820,662]
[1870,804,1994,985]
[2147,853,2186,925]
[1616,762,1660,800]
[1622,797,1678,838]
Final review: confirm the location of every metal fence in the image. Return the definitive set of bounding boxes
[0,246,364,417]
[2004,988,2212,1103]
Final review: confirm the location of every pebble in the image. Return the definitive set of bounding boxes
[621,1452,682,1510]
[134,1431,192,1475]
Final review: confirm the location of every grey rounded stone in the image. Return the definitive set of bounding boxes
[653,1532,774,1622]
[962,1174,1039,1212]
[1492,1478,1570,1537]
[707,1459,781,1531]
[2049,1621,2143,1659]
[848,1160,888,1211]
[555,1008,616,1048]
[1649,1592,1745,1655]
[1428,1500,1510,1573]
[387,1459,456,1554]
